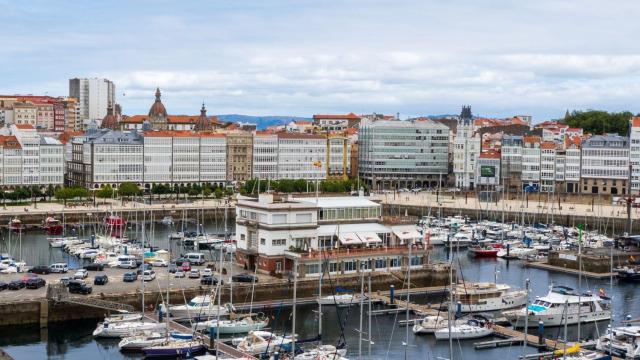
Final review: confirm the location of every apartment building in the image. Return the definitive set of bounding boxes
[476,150,501,187]
[226,131,253,182]
[326,135,350,179]
[313,113,361,132]
[630,117,640,194]
[276,133,325,180]
[252,132,278,180]
[580,134,629,195]
[12,101,37,126]
[453,106,480,189]
[358,119,450,189]
[0,124,63,186]
[69,78,115,126]
[501,135,523,192]
[521,136,541,191]
[564,137,582,193]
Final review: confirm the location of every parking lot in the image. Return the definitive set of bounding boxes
[0,261,280,303]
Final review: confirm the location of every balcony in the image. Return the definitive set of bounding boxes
[285,245,427,261]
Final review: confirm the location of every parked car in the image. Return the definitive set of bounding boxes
[168,264,178,273]
[59,276,72,286]
[174,258,188,266]
[173,271,185,278]
[68,280,92,295]
[84,263,105,271]
[232,273,258,283]
[29,265,51,275]
[151,259,168,267]
[137,263,153,275]
[0,281,7,291]
[94,275,109,285]
[181,262,191,272]
[202,268,213,277]
[26,277,46,289]
[8,280,25,290]
[118,260,137,269]
[200,276,221,285]
[142,270,156,282]
[188,269,200,279]
[50,263,68,273]
[74,269,89,279]
[123,272,138,282]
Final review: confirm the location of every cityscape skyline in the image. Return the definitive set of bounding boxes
[2,0,640,121]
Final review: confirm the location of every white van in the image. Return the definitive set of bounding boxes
[50,263,68,273]
[117,255,137,269]
[185,253,206,265]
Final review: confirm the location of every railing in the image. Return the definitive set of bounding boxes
[289,245,428,261]
[47,284,135,313]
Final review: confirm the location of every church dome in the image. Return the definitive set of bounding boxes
[101,103,119,130]
[148,87,168,117]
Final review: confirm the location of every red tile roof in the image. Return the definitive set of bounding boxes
[541,141,556,150]
[277,132,325,140]
[122,115,221,125]
[0,135,21,149]
[632,117,640,127]
[143,130,225,138]
[523,135,541,144]
[14,124,35,130]
[313,112,360,120]
[479,150,501,159]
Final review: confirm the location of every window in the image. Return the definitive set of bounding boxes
[375,258,387,269]
[272,214,287,224]
[343,260,357,272]
[240,234,246,242]
[272,239,286,246]
[260,238,266,245]
[390,258,401,268]
[328,262,338,273]
[296,213,312,223]
[304,263,320,275]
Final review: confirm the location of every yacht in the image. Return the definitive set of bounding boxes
[92,321,165,338]
[443,232,474,248]
[317,293,358,307]
[503,285,611,327]
[454,282,527,313]
[118,332,167,351]
[412,314,447,334]
[235,330,293,355]
[596,325,640,359]
[434,318,493,340]
[193,315,269,334]
[168,295,233,319]
[294,344,348,360]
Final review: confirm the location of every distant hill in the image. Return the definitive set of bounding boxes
[216,114,311,130]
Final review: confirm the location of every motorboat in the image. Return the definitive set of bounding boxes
[596,325,640,359]
[9,218,22,233]
[193,314,269,334]
[294,344,348,360]
[168,296,233,319]
[92,321,165,338]
[161,216,174,226]
[496,245,537,259]
[434,318,493,340]
[48,236,79,248]
[614,266,640,281]
[443,232,474,248]
[317,293,358,307]
[142,339,205,358]
[454,282,527,313]
[412,314,447,334]
[503,285,611,327]
[105,312,143,323]
[467,245,499,257]
[235,330,293,355]
[43,216,64,235]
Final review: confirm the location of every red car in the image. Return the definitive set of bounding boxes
[181,262,191,272]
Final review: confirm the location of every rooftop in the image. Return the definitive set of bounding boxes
[313,113,360,120]
[362,119,448,129]
[294,196,380,209]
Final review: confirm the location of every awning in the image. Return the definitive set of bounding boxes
[357,232,382,244]
[338,232,363,245]
[393,227,422,243]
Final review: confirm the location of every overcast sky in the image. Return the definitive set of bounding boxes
[1,0,639,121]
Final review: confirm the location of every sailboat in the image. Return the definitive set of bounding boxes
[142,339,206,358]
[192,314,269,334]
[434,318,494,340]
[167,295,233,319]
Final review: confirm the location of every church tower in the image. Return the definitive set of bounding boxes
[148,87,168,130]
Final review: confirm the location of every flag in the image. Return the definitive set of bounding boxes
[631,255,637,262]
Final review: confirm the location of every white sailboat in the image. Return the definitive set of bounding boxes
[434,320,493,340]
[93,321,165,338]
[192,315,269,334]
[167,295,233,319]
[412,314,447,334]
[316,293,358,307]
[235,330,293,355]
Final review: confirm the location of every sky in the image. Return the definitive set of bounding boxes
[1,0,639,121]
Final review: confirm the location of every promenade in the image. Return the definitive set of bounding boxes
[372,191,639,230]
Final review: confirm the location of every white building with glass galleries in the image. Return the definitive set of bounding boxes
[580,134,629,195]
[235,194,427,278]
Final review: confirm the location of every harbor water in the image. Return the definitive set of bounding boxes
[1,222,638,359]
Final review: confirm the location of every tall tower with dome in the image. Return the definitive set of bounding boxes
[148,87,168,130]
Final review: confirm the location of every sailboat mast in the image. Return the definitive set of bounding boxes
[404,240,412,360]
[577,224,583,341]
[292,258,298,359]
[368,273,372,357]
[358,266,364,359]
[522,278,529,356]
[318,263,323,343]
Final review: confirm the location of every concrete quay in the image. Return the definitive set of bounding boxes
[0,263,451,327]
[375,191,640,232]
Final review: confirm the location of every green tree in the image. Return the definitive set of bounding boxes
[96,185,115,199]
[118,182,140,200]
[55,187,72,205]
[214,188,223,199]
[563,110,635,136]
[203,187,212,197]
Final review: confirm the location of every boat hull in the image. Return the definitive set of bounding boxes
[142,344,205,358]
[504,309,611,327]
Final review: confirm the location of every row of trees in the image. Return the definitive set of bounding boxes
[563,110,638,136]
[0,185,58,202]
[241,178,367,195]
